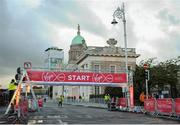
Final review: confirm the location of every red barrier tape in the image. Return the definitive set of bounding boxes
[156,98,172,114]
[144,98,155,112]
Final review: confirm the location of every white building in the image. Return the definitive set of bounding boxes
[44,47,65,99]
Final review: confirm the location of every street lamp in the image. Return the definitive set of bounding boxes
[111,3,130,107]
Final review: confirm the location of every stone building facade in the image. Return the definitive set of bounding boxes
[66,25,140,101]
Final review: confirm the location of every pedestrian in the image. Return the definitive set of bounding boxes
[58,95,64,107]
[44,97,46,103]
[104,94,110,104]
[79,95,82,102]
[8,79,17,103]
[139,92,145,106]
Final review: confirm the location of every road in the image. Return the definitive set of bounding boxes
[27,100,180,124]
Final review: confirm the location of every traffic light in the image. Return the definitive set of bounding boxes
[145,70,149,81]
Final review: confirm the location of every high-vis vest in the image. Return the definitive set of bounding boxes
[139,92,145,102]
[59,96,64,102]
[8,82,17,90]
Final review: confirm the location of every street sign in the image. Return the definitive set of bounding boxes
[24,62,32,69]
[143,64,148,69]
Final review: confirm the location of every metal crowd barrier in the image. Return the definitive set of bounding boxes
[144,98,180,119]
[116,98,128,111]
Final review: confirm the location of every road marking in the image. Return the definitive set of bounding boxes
[28,120,36,124]
[37,120,43,123]
[58,119,63,124]
[85,115,93,118]
[31,116,44,119]
[47,115,61,118]
[46,115,68,118]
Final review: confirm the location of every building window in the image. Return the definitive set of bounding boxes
[94,65,100,72]
[85,64,88,69]
[128,66,131,70]
[110,65,116,73]
[95,86,100,95]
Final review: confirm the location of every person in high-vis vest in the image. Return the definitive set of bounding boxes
[8,79,17,102]
[104,94,110,104]
[58,95,64,107]
[139,92,145,106]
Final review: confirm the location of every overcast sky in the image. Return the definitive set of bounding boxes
[0,0,180,88]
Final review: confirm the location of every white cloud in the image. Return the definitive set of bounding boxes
[24,0,43,9]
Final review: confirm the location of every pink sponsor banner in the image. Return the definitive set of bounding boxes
[117,98,127,107]
[156,98,172,114]
[175,98,180,115]
[144,98,155,112]
[26,70,127,84]
[129,86,134,108]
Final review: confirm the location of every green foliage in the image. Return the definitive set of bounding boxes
[133,65,145,102]
[104,87,123,97]
[134,57,180,100]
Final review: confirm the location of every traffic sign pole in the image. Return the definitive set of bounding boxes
[145,77,148,99]
[144,64,149,99]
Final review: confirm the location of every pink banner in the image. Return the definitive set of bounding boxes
[129,86,134,108]
[116,98,127,107]
[144,98,155,112]
[26,70,127,84]
[175,98,180,115]
[156,98,172,114]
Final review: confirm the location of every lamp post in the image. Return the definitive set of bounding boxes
[111,3,130,107]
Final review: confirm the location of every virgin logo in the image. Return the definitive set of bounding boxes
[93,74,103,82]
[42,72,65,82]
[42,72,56,81]
[92,73,113,83]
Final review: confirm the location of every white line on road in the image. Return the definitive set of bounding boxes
[37,120,43,123]
[28,120,36,124]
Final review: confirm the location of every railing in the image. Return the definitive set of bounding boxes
[64,97,106,104]
[24,67,127,73]
[144,98,180,118]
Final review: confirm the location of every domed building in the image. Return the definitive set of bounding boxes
[64,24,140,101]
[68,24,87,65]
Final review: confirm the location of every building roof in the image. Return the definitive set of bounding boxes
[76,46,140,64]
[45,47,63,52]
[71,34,85,45]
[71,24,86,45]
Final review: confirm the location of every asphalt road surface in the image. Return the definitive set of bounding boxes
[27,101,180,124]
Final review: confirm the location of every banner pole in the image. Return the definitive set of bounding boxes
[25,71,40,112]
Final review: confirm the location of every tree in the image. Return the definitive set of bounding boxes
[133,65,145,103]
[104,87,123,97]
[134,57,180,102]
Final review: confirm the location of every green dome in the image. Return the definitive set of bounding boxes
[71,34,85,45]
